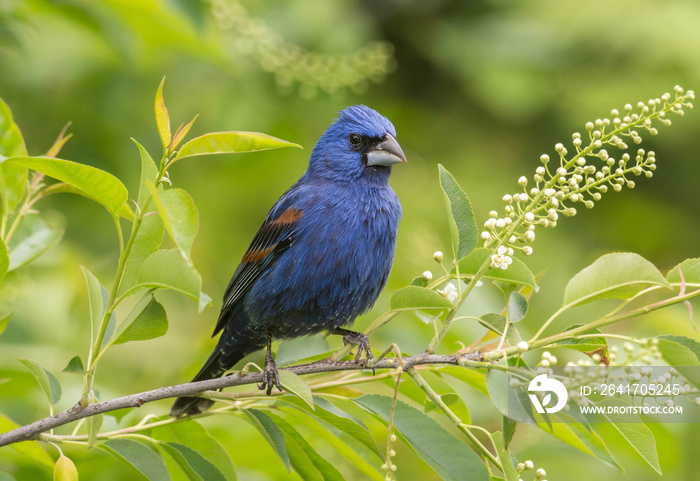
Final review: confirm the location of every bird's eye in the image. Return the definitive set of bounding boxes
[348,133,362,147]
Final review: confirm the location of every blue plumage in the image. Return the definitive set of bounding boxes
[171,106,405,416]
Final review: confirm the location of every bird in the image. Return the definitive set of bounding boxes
[170,105,406,416]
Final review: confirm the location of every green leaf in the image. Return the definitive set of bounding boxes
[62,356,86,374]
[507,292,528,322]
[100,438,171,481]
[137,249,202,301]
[439,366,488,395]
[132,139,159,208]
[276,334,330,366]
[86,413,103,448]
[278,396,382,458]
[355,394,490,481]
[485,360,533,423]
[0,414,54,467]
[458,248,536,288]
[147,182,198,259]
[155,77,171,154]
[7,214,64,271]
[563,253,670,307]
[170,115,199,152]
[81,266,105,341]
[438,165,478,259]
[0,312,10,336]
[657,335,700,362]
[17,358,62,405]
[53,454,79,481]
[390,286,454,310]
[666,257,700,284]
[151,419,236,481]
[113,296,168,345]
[491,431,518,481]
[160,443,226,481]
[555,324,608,353]
[0,236,7,284]
[276,370,314,409]
[4,156,128,218]
[655,336,700,389]
[174,131,301,161]
[597,398,661,474]
[502,416,516,450]
[267,412,344,481]
[0,97,28,214]
[542,415,623,472]
[479,313,522,345]
[118,213,165,298]
[242,409,290,472]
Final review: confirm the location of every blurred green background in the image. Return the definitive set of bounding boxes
[1,0,699,479]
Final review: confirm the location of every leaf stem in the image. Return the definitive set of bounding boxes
[406,367,502,471]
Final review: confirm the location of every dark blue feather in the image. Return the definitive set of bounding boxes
[171,105,404,416]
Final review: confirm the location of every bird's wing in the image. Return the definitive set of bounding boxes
[212,205,304,336]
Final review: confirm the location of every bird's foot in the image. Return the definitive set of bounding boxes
[335,328,374,365]
[257,351,282,395]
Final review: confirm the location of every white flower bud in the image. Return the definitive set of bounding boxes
[556,167,567,177]
[433,251,444,262]
[517,341,529,352]
[536,166,545,175]
[481,231,491,240]
[524,460,534,470]
[524,212,535,222]
[523,246,533,255]
[422,271,433,281]
[518,176,528,186]
[503,194,513,204]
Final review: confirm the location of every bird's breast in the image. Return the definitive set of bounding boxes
[246,183,401,335]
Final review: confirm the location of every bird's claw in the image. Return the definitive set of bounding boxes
[258,353,281,395]
[341,331,374,364]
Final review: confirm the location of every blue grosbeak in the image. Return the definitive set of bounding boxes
[171,105,405,416]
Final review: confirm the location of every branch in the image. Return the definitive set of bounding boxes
[0,352,483,448]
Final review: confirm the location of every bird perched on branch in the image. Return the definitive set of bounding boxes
[171,105,405,416]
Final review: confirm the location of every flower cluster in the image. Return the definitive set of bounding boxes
[481,86,695,264]
[210,0,395,96]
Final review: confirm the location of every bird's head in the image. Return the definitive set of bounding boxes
[307,105,406,183]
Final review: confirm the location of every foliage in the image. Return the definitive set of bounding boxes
[2,2,700,480]
[1,76,699,481]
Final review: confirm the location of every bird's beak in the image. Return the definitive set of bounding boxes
[366,133,407,167]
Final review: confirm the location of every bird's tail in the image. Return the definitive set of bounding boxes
[170,334,263,417]
[170,350,226,417]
